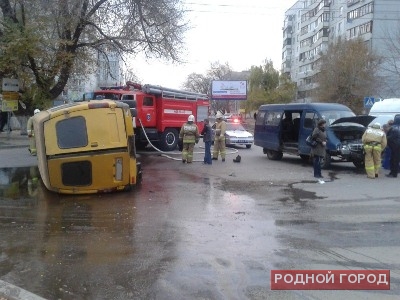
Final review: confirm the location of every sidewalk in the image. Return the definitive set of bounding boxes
[0,130,30,149]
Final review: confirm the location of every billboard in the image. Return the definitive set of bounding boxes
[211,80,247,100]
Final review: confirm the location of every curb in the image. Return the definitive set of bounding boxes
[0,280,46,300]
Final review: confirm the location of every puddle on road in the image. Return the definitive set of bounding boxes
[280,182,326,203]
[0,165,340,299]
[0,166,40,201]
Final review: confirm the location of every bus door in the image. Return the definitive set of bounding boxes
[254,109,282,151]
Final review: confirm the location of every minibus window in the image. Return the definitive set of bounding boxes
[62,161,92,186]
[266,111,281,126]
[304,112,317,128]
[255,111,265,125]
[56,116,88,149]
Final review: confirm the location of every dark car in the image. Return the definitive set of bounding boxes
[254,103,375,168]
[327,115,375,168]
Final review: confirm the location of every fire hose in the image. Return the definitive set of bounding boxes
[137,118,238,162]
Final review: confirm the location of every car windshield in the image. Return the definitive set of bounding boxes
[321,110,355,125]
[93,93,120,100]
[368,115,392,127]
[226,123,246,131]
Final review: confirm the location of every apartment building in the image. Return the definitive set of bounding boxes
[282,0,400,103]
[65,49,125,102]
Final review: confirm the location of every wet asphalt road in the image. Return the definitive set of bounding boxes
[0,145,399,299]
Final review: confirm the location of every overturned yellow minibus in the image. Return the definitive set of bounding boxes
[33,100,142,194]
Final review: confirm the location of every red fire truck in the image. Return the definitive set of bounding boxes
[91,82,209,151]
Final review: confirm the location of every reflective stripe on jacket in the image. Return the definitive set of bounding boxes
[362,128,387,149]
[180,122,199,143]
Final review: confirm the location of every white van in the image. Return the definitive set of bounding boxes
[369,98,400,126]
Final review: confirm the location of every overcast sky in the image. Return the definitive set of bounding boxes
[130,0,297,89]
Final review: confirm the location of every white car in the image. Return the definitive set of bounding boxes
[212,121,254,148]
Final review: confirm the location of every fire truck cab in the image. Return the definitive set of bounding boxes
[91,82,209,151]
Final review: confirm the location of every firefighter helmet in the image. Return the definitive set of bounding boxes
[34,109,40,114]
[188,114,195,122]
[215,111,224,119]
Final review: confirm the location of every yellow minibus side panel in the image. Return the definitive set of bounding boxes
[44,108,127,156]
[47,152,131,193]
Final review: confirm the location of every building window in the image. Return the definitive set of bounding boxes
[359,21,373,35]
[347,0,360,7]
[347,3,374,21]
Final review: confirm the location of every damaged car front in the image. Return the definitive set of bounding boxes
[325,115,376,168]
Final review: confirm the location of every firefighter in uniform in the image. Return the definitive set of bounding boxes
[179,114,199,163]
[212,112,227,162]
[362,122,387,179]
[27,109,40,155]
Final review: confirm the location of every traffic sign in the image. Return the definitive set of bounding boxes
[2,78,19,92]
[364,97,375,108]
[1,100,18,111]
[2,91,19,100]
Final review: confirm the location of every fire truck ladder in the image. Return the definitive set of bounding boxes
[142,84,208,101]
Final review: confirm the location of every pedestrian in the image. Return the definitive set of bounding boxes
[212,111,227,162]
[385,117,400,178]
[27,108,40,155]
[201,118,212,165]
[382,123,391,170]
[0,110,8,132]
[311,119,327,180]
[179,114,199,163]
[362,122,387,179]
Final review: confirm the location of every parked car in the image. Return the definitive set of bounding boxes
[368,98,400,127]
[212,121,253,148]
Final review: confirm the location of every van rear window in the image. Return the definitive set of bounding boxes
[56,116,88,149]
[61,161,92,186]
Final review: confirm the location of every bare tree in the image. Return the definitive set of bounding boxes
[379,22,400,96]
[314,37,381,114]
[247,59,295,112]
[182,61,233,114]
[182,73,210,95]
[0,0,187,108]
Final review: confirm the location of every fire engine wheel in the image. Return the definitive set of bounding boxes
[160,128,179,151]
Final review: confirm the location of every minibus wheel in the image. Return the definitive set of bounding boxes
[265,149,283,160]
